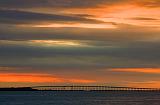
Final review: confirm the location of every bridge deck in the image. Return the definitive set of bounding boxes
[31,86,160,91]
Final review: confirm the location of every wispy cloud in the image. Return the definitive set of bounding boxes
[0,9,105,24]
[131,17,159,21]
[110,68,160,74]
[0,0,124,9]
[0,73,95,83]
[126,81,160,88]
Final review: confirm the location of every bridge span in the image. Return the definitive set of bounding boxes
[31,86,160,91]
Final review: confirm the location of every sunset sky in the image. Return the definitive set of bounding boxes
[0,0,160,88]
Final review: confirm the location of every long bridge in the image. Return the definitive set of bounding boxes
[31,86,160,91]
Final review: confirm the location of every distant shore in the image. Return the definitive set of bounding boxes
[0,87,160,92]
[0,87,38,91]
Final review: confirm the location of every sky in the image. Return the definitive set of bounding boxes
[0,0,160,88]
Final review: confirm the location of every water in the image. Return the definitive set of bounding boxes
[0,91,159,105]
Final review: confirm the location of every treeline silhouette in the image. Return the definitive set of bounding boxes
[0,87,38,91]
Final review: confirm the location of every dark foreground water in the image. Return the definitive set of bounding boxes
[0,91,160,105]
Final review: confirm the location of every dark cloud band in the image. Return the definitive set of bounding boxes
[0,0,122,9]
[0,9,104,25]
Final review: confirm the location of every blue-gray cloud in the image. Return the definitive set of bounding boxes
[0,0,123,9]
[0,9,105,25]
[0,24,159,41]
[0,40,160,69]
[0,0,159,9]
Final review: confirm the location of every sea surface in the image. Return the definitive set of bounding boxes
[0,91,159,105]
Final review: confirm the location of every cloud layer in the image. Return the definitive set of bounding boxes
[0,0,160,88]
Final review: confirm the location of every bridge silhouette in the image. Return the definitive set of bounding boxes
[31,85,160,91]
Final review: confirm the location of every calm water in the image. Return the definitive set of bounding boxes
[0,91,159,105]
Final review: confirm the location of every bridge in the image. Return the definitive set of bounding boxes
[31,86,160,91]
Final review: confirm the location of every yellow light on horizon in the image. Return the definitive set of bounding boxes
[0,40,91,47]
[28,23,116,29]
[30,40,84,46]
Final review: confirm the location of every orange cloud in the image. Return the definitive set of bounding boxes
[133,0,160,8]
[110,68,160,74]
[62,1,160,28]
[0,73,62,83]
[0,73,95,84]
[126,81,160,88]
[68,79,96,84]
